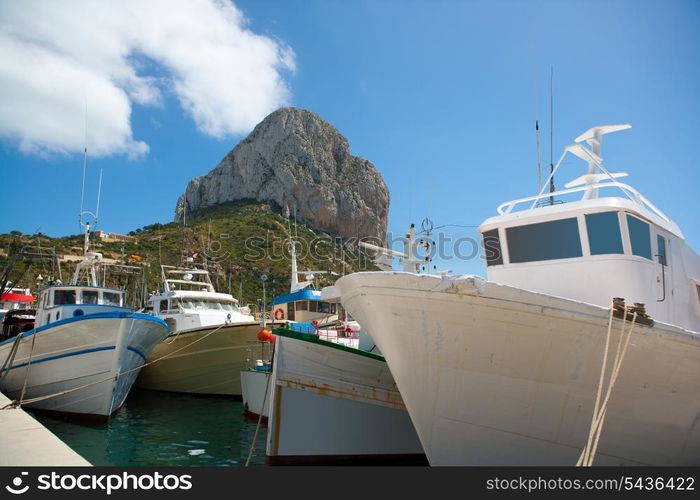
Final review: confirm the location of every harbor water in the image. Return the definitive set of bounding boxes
[31,389,268,466]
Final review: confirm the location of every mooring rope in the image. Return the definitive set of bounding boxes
[18,327,38,404]
[1,320,230,410]
[0,333,23,384]
[577,305,638,466]
[245,345,275,467]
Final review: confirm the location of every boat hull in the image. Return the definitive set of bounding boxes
[0,312,168,419]
[135,322,262,395]
[265,331,426,465]
[335,271,700,466]
[241,369,271,420]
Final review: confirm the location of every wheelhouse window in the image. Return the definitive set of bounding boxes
[54,289,76,305]
[309,301,318,313]
[103,292,121,306]
[585,212,624,255]
[82,290,99,304]
[626,215,652,260]
[506,218,582,263]
[482,229,503,266]
[657,235,667,266]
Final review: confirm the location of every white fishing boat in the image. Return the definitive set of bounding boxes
[0,224,169,419]
[240,341,273,421]
[261,229,425,465]
[265,322,426,465]
[241,229,359,421]
[335,124,700,465]
[135,257,261,396]
[269,231,359,347]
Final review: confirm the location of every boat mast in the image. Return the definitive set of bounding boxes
[73,141,102,286]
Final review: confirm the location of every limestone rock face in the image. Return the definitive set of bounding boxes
[175,107,389,243]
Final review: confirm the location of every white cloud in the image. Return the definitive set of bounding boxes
[0,0,295,158]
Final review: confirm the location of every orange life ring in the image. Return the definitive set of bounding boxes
[274,308,285,321]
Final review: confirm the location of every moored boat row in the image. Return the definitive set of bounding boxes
[2,123,697,466]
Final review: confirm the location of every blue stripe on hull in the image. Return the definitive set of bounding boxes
[7,345,117,370]
[0,312,168,348]
[126,345,147,362]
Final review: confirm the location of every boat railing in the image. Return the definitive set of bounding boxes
[496,181,672,223]
[244,341,273,371]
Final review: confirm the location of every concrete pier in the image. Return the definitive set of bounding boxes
[0,392,91,466]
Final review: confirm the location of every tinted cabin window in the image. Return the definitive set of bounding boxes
[626,215,652,260]
[287,304,295,321]
[657,235,667,266]
[82,290,99,304]
[159,300,168,312]
[54,289,76,305]
[296,301,308,311]
[104,292,121,306]
[309,301,318,313]
[318,302,330,314]
[506,218,582,263]
[483,229,503,266]
[586,212,623,255]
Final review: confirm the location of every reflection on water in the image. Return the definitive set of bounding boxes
[31,389,267,466]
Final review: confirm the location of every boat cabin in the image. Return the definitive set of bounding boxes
[34,285,126,328]
[145,262,254,331]
[270,289,341,330]
[478,124,700,332]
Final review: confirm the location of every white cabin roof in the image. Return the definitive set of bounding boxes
[479,196,683,239]
[149,290,239,303]
[478,123,683,240]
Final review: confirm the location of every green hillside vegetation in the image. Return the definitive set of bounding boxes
[0,201,379,311]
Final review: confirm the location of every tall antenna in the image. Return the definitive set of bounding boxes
[79,145,87,230]
[535,120,542,192]
[549,65,555,205]
[79,101,88,231]
[95,168,103,221]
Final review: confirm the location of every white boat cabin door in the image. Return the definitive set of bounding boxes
[655,231,672,312]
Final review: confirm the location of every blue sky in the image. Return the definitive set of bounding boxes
[1,0,698,276]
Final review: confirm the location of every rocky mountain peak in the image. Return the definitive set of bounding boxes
[175,107,389,243]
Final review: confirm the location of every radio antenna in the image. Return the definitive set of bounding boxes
[535,120,542,192]
[549,66,555,205]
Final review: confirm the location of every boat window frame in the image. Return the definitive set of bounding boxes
[584,211,625,256]
[103,291,122,307]
[81,289,99,305]
[626,213,653,260]
[482,228,504,267]
[656,234,668,266]
[505,217,583,264]
[54,289,77,306]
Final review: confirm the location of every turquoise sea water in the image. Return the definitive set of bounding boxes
[31,389,268,466]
